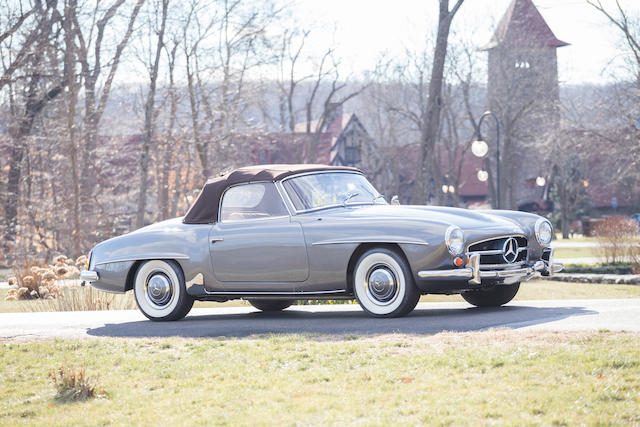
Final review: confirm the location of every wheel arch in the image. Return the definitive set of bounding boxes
[345,243,412,293]
[124,258,186,292]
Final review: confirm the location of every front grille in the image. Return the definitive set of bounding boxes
[467,236,528,269]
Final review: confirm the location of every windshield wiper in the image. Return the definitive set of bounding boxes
[342,191,361,206]
[372,194,386,203]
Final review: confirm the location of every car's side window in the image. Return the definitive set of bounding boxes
[220,182,289,222]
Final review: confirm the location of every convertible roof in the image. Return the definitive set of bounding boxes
[183,164,361,224]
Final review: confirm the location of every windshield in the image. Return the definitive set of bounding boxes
[283,172,386,211]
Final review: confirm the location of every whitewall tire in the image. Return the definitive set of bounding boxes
[353,248,420,318]
[133,260,194,321]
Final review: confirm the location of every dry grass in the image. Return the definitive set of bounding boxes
[23,285,138,312]
[48,364,99,402]
[0,331,638,425]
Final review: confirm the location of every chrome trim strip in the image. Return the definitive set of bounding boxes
[478,261,526,269]
[470,253,481,284]
[465,247,527,256]
[479,261,545,279]
[312,239,429,246]
[468,249,503,256]
[417,268,473,280]
[275,180,298,214]
[80,270,99,282]
[466,234,527,252]
[541,247,563,276]
[279,170,385,215]
[418,257,545,283]
[95,255,189,266]
[202,289,347,295]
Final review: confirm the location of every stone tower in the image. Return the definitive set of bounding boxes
[481,0,568,208]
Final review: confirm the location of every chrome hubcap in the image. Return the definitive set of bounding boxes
[366,265,397,304]
[146,273,172,306]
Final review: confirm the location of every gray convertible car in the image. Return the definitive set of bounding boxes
[81,164,562,321]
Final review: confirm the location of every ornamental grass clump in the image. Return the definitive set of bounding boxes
[48,365,98,402]
[4,255,86,301]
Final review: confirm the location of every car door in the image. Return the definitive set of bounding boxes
[209,182,309,292]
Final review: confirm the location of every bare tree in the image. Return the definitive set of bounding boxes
[413,0,465,204]
[71,0,144,220]
[136,0,169,228]
[587,0,640,181]
[157,39,180,221]
[1,1,68,254]
[299,48,368,163]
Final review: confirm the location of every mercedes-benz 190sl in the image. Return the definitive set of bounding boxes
[80,164,562,321]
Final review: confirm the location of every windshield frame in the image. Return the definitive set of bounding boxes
[279,170,385,214]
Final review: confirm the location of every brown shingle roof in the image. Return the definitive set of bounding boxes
[481,0,569,50]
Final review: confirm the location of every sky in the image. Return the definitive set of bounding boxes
[291,0,638,84]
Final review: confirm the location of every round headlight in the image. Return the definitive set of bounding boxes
[445,226,464,255]
[535,218,552,245]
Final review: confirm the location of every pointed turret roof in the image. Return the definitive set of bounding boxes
[481,0,569,50]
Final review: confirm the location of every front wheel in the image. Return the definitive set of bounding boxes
[353,247,420,318]
[247,299,293,312]
[461,283,520,307]
[133,260,194,321]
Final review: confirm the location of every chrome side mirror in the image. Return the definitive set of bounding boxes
[390,195,400,205]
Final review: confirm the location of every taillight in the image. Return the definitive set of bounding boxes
[86,251,92,269]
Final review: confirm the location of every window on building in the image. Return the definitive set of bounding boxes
[257,149,269,164]
[345,146,361,164]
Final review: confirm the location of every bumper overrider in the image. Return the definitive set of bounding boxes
[418,247,562,286]
[80,270,99,282]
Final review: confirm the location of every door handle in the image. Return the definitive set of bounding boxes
[211,238,224,243]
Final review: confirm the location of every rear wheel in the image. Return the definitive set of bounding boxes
[353,247,420,318]
[461,283,520,307]
[133,260,194,321]
[247,299,293,312]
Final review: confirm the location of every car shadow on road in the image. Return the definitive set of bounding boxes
[87,304,598,338]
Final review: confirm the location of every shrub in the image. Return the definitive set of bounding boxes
[593,217,640,272]
[48,364,97,402]
[4,255,85,301]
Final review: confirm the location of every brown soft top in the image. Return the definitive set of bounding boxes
[183,164,361,224]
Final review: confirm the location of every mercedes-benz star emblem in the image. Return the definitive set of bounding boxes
[502,237,519,263]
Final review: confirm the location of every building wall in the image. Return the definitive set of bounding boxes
[487,45,561,208]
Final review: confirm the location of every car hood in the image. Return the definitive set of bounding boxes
[320,204,526,234]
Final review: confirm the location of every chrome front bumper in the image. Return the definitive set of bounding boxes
[417,248,562,285]
[80,270,99,282]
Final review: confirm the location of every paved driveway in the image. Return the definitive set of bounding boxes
[1,299,639,340]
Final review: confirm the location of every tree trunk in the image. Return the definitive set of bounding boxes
[413,0,464,204]
[3,79,64,254]
[136,0,169,229]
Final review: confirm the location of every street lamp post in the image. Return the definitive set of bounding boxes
[472,111,501,209]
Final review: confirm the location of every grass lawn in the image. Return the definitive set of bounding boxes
[0,330,638,425]
[553,235,598,243]
[1,280,640,313]
[553,246,598,259]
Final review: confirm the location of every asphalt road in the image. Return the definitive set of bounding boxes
[1,299,639,340]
